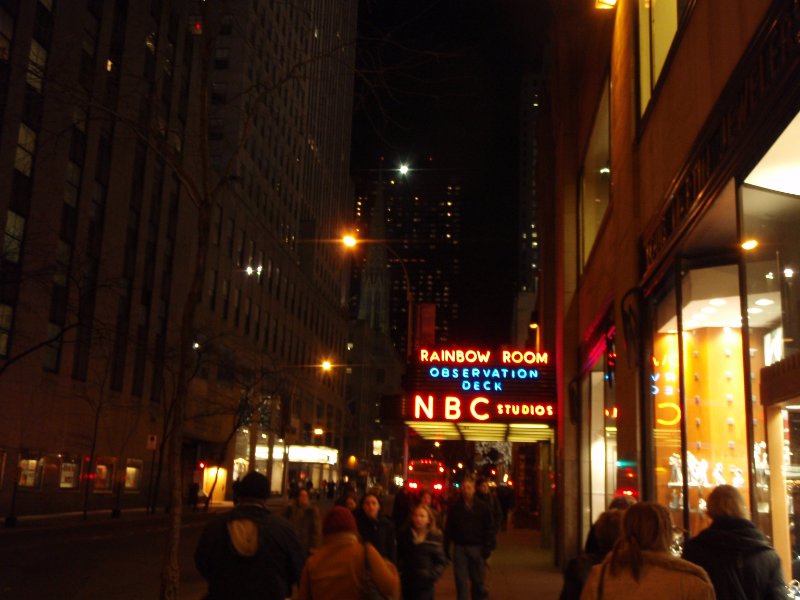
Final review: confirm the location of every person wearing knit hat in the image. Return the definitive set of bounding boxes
[297,506,400,600]
[195,472,305,600]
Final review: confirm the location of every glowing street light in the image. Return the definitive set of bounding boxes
[398,164,409,175]
[313,427,324,436]
[321,360,332,371]
[342,234,357,248]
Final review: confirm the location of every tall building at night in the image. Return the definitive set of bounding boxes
[353,168,461,356]
[512,73,545,347]
[0,0,356,517]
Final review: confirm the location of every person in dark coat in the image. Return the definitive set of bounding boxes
[559,509,623,600]
[683,484,786,600]
[392,483,412,530]
[476,478,504,535]
[282,488,322,554]
[443,477,495,600]
[355,492,397,563]
[584,495,635,554]
[195,472,306,600]
[398,504,449,600]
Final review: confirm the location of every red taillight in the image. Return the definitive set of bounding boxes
[408,482,418,489]
[433,483,443,490]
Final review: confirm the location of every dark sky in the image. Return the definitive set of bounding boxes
[351,0,546,347]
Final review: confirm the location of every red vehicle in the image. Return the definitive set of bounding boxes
[407,459,447,492]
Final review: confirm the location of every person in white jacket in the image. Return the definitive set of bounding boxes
[580,502,715,600]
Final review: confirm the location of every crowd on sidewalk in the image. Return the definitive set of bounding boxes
[194,472,504,600]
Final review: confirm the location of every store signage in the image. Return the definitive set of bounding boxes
[405,347,557,424]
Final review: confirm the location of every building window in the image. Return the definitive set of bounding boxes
[42,321,63,372]
[18,453,44,488]
[579,78,610,270]
[3,210,25,263]
[638,0,691,114]
[0,8,13,62]
[59,455,82,489]
[26,38,47,91]
[94,457,116,492]
[14,124,36,176]
[213,47,229,69]
[125,459,143,490]
[208,269,217,310]
[0,304,12,357]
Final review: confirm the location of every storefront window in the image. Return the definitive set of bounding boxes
[581,330,617,533]
[741,108,800,576]
[680,265,750,535]
[18,453,44,488]
[125,459,143,490]
[59,455,81,489]
[651,288,682,520]
[94,457,116,492]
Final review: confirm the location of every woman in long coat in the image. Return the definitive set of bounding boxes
[580,502,715,600]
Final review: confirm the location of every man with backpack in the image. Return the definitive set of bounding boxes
[195,472,306,600]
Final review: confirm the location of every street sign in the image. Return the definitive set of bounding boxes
[146,434,157,450]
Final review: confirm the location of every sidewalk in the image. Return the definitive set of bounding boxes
[435,527,563,599]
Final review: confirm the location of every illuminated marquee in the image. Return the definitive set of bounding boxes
[405,348,557,424]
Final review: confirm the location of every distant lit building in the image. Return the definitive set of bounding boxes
[353,169,461,356]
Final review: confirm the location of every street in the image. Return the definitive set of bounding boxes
[0,505,563,599]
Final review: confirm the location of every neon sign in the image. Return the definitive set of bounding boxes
[405,348,557,424]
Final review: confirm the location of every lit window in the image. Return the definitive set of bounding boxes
[0,303,12,356]
[14,124,36,176]
[3,210,26,263]
[27,39,47,91]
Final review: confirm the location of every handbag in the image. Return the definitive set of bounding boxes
[362,542,389,600]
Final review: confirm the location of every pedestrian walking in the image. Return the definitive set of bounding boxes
[356,492,398,563]
[397,504,449,600]
[559,510,622,600]
[475,478,503,536]
[584,495,635,554]
[683,484,785,600]
[580,502,714,600]
[194,472,305,600]
[392,483,413,530]
[282,487,322,554]
[443,477,495,600]
[297,506,400,600]
[418,489,443,530]
[335,489,358,512]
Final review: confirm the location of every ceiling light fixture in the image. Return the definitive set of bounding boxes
[595,0,617,8]
[741,239,758,250]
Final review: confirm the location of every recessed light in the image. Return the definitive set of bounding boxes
[701,307,717,314]
[741,239,758,250]
[754,299,774,307]
[709,298,727,306]
[785,268,795,278]
[747,307,763,314]
[766,272,775,280]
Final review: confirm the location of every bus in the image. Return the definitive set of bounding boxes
[407,459,447,493]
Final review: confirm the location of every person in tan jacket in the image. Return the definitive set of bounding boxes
[297,506,400,600]
[580,502,715,600]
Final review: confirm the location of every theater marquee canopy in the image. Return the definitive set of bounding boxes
[403,348,557,442]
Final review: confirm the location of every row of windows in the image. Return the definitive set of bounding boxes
[7,452,144,493]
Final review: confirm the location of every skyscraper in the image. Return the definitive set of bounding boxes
[0,0,356,515]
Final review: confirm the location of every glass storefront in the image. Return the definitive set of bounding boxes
[741,108,800,578]
[647,106,799,575]
[580,329,617,542]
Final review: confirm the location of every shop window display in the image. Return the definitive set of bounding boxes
[94,457,116,492]
[58,455,81,489]
[741,108,800,576]
[125,459,142,490]
[18,453,44,488]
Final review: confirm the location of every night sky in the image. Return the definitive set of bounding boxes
[351,0,547,347]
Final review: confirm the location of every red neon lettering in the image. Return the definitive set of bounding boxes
[502,351,549,365]
[420,349,429,362]
[414,395,434,420]
[470,397,489,421]
[445,396,461,420]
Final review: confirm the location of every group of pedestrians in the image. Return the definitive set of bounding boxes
[560,485,786,600]
[194,472,502,600]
